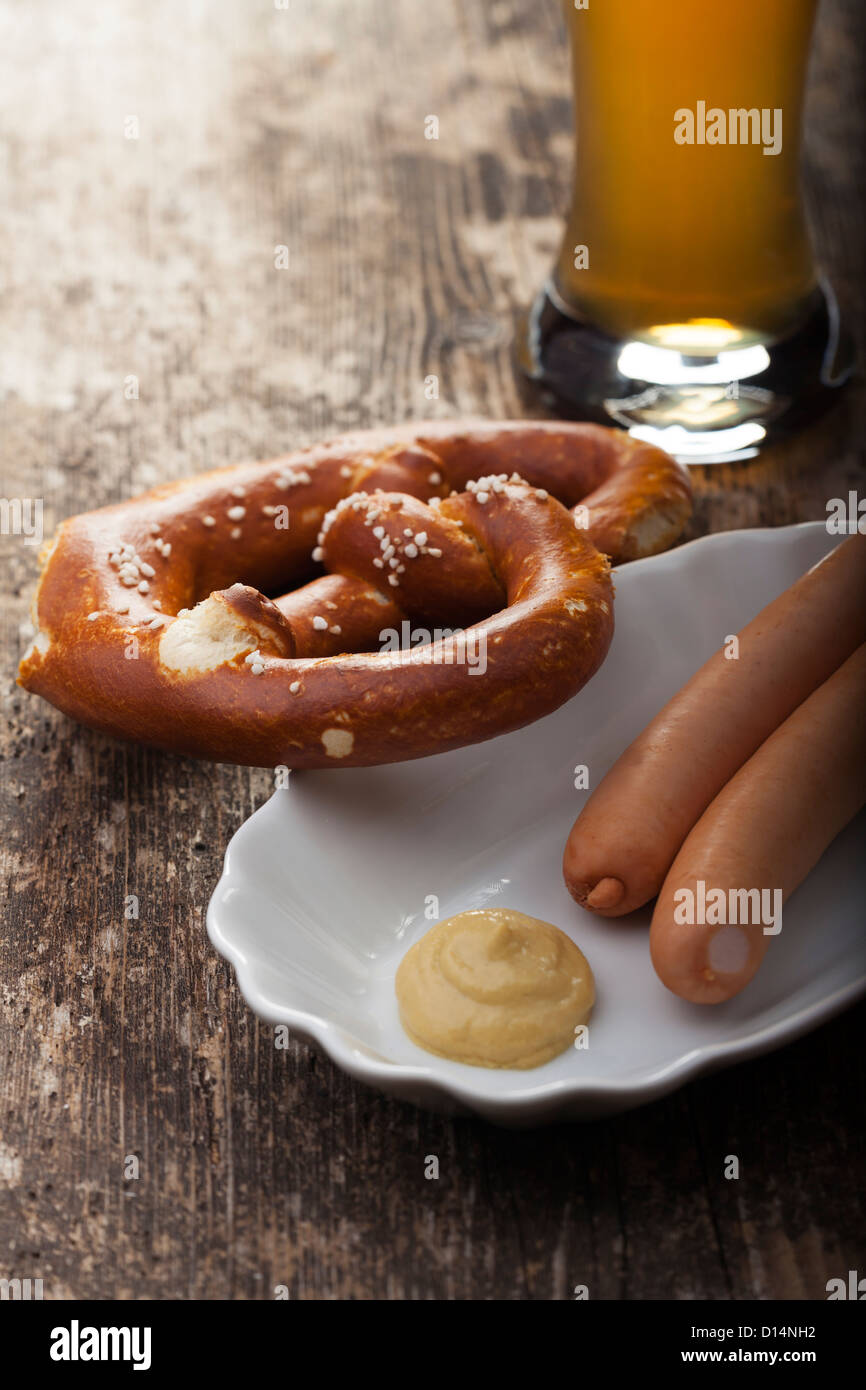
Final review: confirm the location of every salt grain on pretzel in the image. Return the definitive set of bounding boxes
[18,419,692,768]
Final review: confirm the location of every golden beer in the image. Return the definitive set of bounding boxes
[518,0,851,457]
[555,0,818,349]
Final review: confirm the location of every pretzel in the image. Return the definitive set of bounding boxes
[18,420,691,768]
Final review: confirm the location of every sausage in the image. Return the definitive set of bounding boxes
[649,642,866,1003]
[563,534,866,916]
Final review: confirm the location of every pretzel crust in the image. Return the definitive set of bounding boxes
[18,420,691,768]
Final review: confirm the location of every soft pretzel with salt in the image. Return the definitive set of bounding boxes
[18,420,691,768]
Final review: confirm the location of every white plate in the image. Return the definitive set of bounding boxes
[207,523,866,1124]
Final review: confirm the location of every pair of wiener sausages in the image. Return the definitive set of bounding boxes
[563,534,866,1003]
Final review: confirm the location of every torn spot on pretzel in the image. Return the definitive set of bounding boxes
[159,585,294,674]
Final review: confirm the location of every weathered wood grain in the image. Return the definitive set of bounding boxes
[1,0,863,1300]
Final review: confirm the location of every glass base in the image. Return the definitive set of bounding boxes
[515,280,854,463]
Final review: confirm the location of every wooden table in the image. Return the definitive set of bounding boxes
[1,0,863,1300]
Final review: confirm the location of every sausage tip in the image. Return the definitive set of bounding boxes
[585,876,626,911]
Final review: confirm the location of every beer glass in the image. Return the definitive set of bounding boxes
[516,0,852,461]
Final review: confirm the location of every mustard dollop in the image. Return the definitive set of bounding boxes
[396,908,594,1069]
